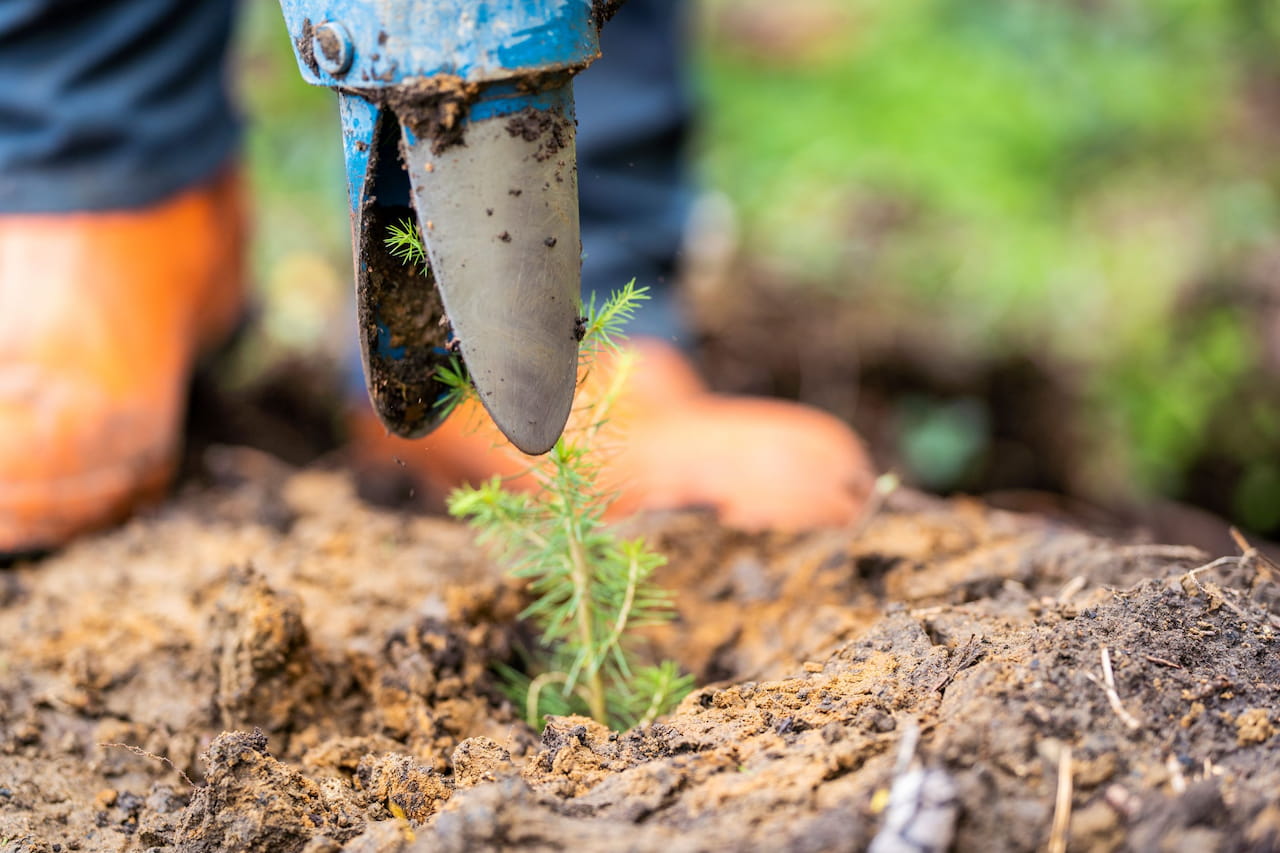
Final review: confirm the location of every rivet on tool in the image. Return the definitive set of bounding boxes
[313,21,353,77]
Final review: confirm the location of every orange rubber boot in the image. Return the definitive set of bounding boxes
[0,166,246,553]
[350,338,876,531]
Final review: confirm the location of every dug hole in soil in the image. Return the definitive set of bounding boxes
[2,445,1280,852]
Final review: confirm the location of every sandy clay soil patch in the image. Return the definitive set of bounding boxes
[2,446,1279,852]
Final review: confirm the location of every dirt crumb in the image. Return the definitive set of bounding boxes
[505,107,572,161]
[452,737,513,788]
[590,0,624,30]
[1070,799,1124,852]
[356,752,452,822]
[295,18,318,75]
[377,75,482,154]
[1235,708,1275,746]
[1073,752,1119,789]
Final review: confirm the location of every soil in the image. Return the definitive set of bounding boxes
[373,76,482,154]
[348,107,455,442]
[3,444,1280,852]
[505,108,572,163]
[295,18,318,77]
[590,1,625,31]
[355,196,452,440]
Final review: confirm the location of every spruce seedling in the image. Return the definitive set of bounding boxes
[385,217,427,267]
[386,219,694,730]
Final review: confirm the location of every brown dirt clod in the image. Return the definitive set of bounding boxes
[356,752,452,822]
[505,107,572,162]
[375,76,482,155]
[175,729,365,852]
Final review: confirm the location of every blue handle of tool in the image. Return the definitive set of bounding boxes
[279,0,601,89]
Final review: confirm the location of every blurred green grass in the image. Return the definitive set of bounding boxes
[697,0,1280,528]
[233,1,1280,533]
[699,0,1272,360]
[233,2,350,363]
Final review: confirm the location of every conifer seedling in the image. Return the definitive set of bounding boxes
[387,219,694,730]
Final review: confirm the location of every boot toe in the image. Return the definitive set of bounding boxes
[607,396,875,531]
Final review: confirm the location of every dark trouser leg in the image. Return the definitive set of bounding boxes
[575,0,693,342]
[0,0,240,214]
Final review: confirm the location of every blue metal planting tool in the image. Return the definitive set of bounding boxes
[278,1,618,454]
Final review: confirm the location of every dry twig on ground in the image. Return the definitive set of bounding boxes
[1084,647,1142,731]
[1047,744,1073,853]
[98,742,196,788]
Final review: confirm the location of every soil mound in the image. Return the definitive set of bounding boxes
[2,449,1277,851]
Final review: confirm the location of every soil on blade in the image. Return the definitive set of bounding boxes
[2,451,1279,852]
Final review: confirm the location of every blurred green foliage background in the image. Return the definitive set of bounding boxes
[695,0,1280,534]
[232,0,1280,536]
